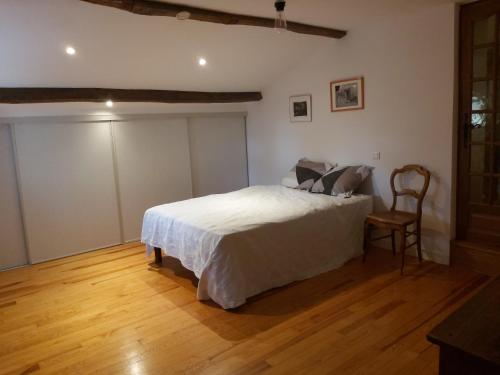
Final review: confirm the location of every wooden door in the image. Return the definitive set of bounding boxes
[458,0,500,246]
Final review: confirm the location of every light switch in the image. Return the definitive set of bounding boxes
[372,152,380,160]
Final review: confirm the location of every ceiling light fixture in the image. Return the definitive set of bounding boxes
[198,57,207,66]
[65,46,76,56]
[274,0,287,33]
[105,100,114,108]
[176,11,191,20]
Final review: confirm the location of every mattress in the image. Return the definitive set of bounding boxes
[141,185,373,309]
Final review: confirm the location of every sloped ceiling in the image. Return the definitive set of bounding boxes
[0,0,332,92]
[0,0,456,116]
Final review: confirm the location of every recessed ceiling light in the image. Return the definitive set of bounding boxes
[65,46,76,56]
[198,57,207,66]
[176,11,191,20]
[105,100,114,108]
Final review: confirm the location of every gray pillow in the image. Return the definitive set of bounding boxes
[297,179,316,191]
[332,166,362,194]
[295,158,333,190]
[311,165,373,195]
[311,167,348,194]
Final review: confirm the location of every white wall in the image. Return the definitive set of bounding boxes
[0,125,27,269]
[246,3,457,264]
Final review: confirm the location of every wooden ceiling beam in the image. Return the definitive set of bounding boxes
[0,88,263,104]
[80,0,347,39]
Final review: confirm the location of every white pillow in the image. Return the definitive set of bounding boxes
[356,165,374,180]
[280,171,298,188]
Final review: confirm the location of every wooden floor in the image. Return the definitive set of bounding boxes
[0,244,489,375]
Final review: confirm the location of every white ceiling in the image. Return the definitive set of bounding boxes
[0,0,332,92]
[0,0,457,117]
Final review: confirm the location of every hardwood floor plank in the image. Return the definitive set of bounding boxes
[0,244,488,374]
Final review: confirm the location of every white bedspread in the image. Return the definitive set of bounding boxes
[141,185,372,309]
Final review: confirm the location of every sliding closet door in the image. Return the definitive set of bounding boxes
[0,125,27,269]
[112,118,193,242]
[188,116,248,197]
[14,122,121,263]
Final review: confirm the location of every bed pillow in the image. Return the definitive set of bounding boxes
[295,158,334,190]
[280,171,298,188]
[310,166,348,194]
[289,158,334,173]
[311,165,373,195]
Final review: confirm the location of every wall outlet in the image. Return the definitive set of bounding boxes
[372,152,381,160]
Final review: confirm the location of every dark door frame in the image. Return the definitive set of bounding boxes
[456,0,500,243]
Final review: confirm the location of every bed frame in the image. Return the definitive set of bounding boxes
[154,247,163,265]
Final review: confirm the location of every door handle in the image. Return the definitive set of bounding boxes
[463,113,469,148]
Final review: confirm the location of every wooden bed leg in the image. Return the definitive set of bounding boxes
[154,247,162,265]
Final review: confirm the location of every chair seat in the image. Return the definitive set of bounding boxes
[366,210,417,226]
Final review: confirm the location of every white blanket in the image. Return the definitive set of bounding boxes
[141,185,372,309]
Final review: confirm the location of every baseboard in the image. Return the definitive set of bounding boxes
[29,241,142,265]
[375,236,449,265]
[452,240,500,276]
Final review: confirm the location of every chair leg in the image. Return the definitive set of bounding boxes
[416,221,423,263]
[391,230,396,256]
[399,228,406,275]
[363,221,370,263]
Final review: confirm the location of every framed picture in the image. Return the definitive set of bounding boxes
[330,77,364,112]
[289,95,312,122]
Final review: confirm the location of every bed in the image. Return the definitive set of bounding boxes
[141,185,372,309]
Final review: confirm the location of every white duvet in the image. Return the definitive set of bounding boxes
[141,185,372,309]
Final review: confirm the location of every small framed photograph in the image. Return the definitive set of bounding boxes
[290,95,312,122]
[330,77,364,112]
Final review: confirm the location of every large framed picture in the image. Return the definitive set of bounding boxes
[330,77,364,112]
[289,95,312,122]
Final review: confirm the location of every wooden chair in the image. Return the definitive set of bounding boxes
[363,165,430,275]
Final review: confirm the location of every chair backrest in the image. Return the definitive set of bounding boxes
[390,164,430,219]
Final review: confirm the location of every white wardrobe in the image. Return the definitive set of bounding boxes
[188,116,248,197]
[0,125,27,270]
[112,118,193,242]
[2,114,248,266]
[14,122,122,263]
